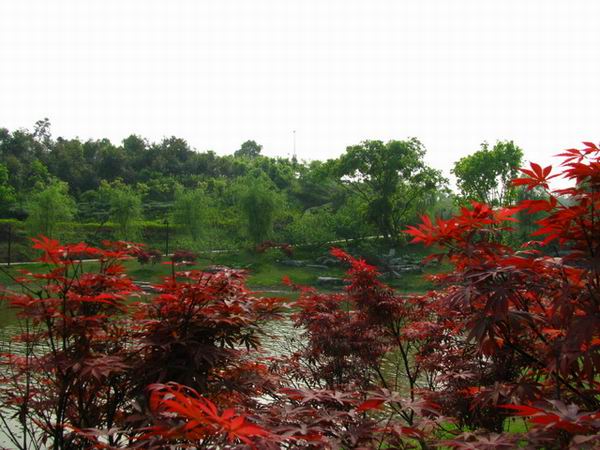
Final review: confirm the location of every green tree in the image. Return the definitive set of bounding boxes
[252,156,296,190]
[452,140,524,207]
[331,139,444,245]
[25,181,75,237]
[237,174,279,245]
[173,188,210,241]
[149,136,192,176]
[291,160,341,209]
[100,181,142,240]
[48,138,97,195]
[94,140,127,181]
[0,128,46,194]
[28,160,52,188]
[287,207,336,247]
[234,140,262,158]
[32,117,52,149]
[122,134,147,158]
[512,186,547,245]
[0,163,16,216]
[332,195,377,244]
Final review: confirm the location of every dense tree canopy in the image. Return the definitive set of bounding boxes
[331,139,446,244]
[452,140,523,206]
[234,140,262,158]
[0,121,536,252]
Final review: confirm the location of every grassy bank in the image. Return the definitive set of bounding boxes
[0,245,446,291]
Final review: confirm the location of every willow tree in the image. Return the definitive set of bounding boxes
[237,174,281,246]
[173,188,210,241]
[25,180,75,237]
[99,181,142,240]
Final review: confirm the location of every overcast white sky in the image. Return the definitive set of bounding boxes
[1,0,599,178]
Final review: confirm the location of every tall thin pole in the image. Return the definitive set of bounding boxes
[293,130,296,160]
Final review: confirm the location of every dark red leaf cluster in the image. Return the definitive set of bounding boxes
[255,240,294,257]
[405,142,600,446]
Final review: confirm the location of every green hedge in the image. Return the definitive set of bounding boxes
[0,220,177,259]
[0,219,248,261]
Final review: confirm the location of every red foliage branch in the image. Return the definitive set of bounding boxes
[405,142,600,445]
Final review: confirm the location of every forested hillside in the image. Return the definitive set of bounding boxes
[0,120,529,259]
